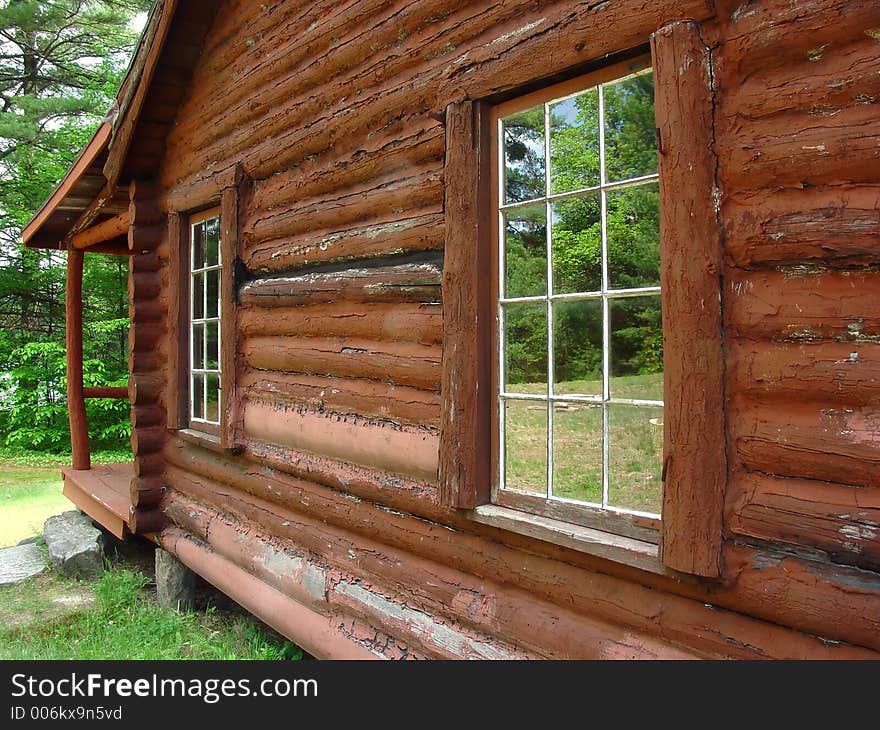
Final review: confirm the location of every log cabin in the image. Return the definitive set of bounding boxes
[21,0,880,659]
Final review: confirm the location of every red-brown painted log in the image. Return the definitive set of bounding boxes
[240,370,440,428]
[239,263,441,308]
[83,387,129,400]
[243,399,439,484]
[66,248,90,470]
[70,211,131,250]
[243,213,444,275]
[725,269,880,342]
[239,301,442,346]
[723,185,880,269]
[652,20,726,577]
[725,469,880,570]
[730,397,880,488]
[242,335,441,391]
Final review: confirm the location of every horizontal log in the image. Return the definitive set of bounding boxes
[132,452,164,478]
[130,349,166,374]
[129,476,165,509]
[131,426,165,457]
[720,103,880,190]
[243,399,439,484]
[242,164,442,244]
[128,506,164,535]
[128,223,165,252]
[239,301,442,345]
[436,0,713,104]
[70,212,131,250]
[159,439,879,656]
[162,483,692,659]
[726,470,880,570]
[239,262,441,308]
[729,340,880,406]
[243,213,444,274]
[240,370,440,428]
[723,185,880,268]
[248,119,443,212]
[720,36,880,122]
[720,541,880,653]
[730,397,880,487]
[243,335,441,391]
[718,0,880,82]
[83,386,128,399]
[128,271,162,300]
[130,298,165,324]
[725,268,880,342]
[128,374,163,405]
[165,0,466,151]
[131,404,166,431]
[129,323,165,352]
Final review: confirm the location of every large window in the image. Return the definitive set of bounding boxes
[490,59,662,537]
[189,208,222,433]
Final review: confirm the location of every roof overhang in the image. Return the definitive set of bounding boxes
[22,0,179,251]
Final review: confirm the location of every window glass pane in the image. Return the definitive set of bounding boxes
[192,273,204,319]
[502,105,545,204]
[551,403,602,503]
[607,182,660,290]
[551,194,601,294]
[206,268,220,319]
[549,87,600,194]
[191,374,204,420]
[504,203,546,298]
[206,321,219,370]
[602,69,657,183]
[205,373,221,423]
[607,403,663,514]
[503,399,547,495]
[205,216,220,267]
[192,323,205,370]
[553,299,602,396]
[503,302,547,395]
[609,295,663,401]
[192,222,205,269]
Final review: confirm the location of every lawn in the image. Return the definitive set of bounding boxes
[0,561,301,660]
[0,449,302,660]
[0,449,130,548]
[503,372,663,514]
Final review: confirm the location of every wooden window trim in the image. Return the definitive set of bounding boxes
[440,22,726,578]
[167,172,245,453]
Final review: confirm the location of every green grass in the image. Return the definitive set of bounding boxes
[504,373,663,514]
[0,567,302,660]
[0,451,132,547]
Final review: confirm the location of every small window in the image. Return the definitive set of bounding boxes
[188,207,222,433]
[490,59,662,538]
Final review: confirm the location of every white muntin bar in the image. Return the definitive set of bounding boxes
[498,171,660,213]
[496,116,507,500]
[544,100,554,500]
[598,82,610,511]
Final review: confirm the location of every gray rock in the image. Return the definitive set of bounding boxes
[155,548,195,611]
[43,511,104,579]
[16,535,41,546]
[0,543,46,586]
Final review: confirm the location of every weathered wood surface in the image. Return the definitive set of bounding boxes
[239,301,442,345]
[66,248,89,470]
[439,100,492,509]
[70,211,131,250]
[652,20,726,577]
[726,470,880,570]
[134,0,880,657]
[242,336,441,391]
[239,261,441,307]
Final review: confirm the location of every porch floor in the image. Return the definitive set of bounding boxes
[61,462,133,539]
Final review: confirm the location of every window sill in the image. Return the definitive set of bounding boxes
[467,504,673,577]
[176,428,224,453]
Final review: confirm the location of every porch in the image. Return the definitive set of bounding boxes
[61,462,134,540]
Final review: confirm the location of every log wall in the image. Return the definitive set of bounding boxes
[130,0,880,658]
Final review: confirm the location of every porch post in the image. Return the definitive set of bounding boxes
[66,247,90,470]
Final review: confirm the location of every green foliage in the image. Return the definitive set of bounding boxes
[501,69,663,387]
[0,0,149,452]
